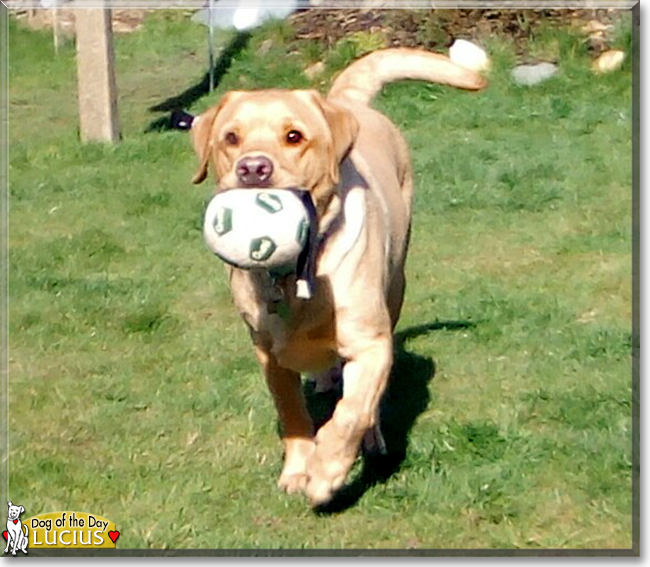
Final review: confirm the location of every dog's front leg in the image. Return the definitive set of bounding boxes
[254,345,315,494]
[305,335,392,506]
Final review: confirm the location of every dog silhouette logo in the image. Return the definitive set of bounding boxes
[4,501,28,555]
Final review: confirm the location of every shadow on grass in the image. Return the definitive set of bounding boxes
[307,319,475,515]
[144,31,251,133]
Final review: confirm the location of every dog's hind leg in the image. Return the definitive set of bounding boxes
[307,359,343,394]
[20,529,28,554]
[362,420,387,456]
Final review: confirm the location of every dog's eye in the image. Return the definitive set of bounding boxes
[286,130,303,145]
[225,131,240,146]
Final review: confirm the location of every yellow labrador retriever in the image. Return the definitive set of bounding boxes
[190,48,485,506]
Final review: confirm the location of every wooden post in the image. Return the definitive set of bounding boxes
[52,7,61,53]
[75,7,121,143]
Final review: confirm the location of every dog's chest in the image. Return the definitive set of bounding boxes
[229,269,338,372]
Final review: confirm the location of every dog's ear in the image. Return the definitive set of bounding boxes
[308,92,359,185]
[190,92,238,185]
[7,501,11,508]
[190,104,221,185]
[19,506,24,514]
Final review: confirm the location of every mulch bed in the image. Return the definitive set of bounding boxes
[289,8,626,56]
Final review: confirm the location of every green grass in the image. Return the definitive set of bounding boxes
[7,11,633,551]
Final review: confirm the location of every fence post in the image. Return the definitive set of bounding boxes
[75,6,121,143]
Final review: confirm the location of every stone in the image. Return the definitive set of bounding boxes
[449,39,490,73]
[257,39,274,55]
[581,19,610,35]
[304,61,325,80]
[592,49,626,73]
[511,62,558,86]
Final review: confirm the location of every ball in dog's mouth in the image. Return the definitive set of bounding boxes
[203,187,319,298]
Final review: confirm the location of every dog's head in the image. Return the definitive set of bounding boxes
[7,502,24,521]
[190,89,359,212]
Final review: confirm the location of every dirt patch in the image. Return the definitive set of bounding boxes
[11,7,148,35]
[289,8,626,57]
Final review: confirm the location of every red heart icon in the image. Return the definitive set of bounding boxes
[2,530,7,540]
[12,520,17,525]
[108,530,119,544]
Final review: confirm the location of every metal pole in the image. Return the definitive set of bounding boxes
[208,0,215,92]
[52,5,60,53]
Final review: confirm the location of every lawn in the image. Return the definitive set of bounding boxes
[5,9,635,552]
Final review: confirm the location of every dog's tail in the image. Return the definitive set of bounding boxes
[327,48,487,106]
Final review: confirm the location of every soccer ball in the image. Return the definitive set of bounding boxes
[203,188,311,270]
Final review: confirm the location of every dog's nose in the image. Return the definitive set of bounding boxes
[236,155,274,186]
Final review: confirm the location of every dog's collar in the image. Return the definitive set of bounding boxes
[264,182,364,312]
[288,185,348,300]
[263,188,320,301]
[291,189,319,300]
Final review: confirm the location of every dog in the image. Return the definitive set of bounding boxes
[5,502,28,555]
[190,48,485,505]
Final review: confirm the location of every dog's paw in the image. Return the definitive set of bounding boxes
[277,471,309,494]
[304,467,348,506]
[277,437,315,495]
[305,476,341,506]
[304,451,348,506]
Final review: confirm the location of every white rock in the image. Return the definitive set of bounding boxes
[592,49,626,73]
[581,19,609,35]
[304,61,325,80]
[511,62,558,86]
[191,1,298,30]
[232,8,262,31]
[449,39,490,73]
